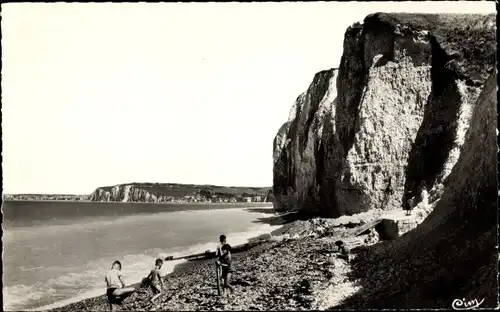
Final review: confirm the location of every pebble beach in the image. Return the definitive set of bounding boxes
[46,209,424,311]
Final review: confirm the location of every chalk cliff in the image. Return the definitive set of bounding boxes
[337,71,497,309]
[273,69,339,215]
[90,183,272,203]
[394,71,498,308]
[272,13,496,217]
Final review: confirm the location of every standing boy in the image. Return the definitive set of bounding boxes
[420,185,429,207]
[406,191,414,216]
[217,244,234,294]
[216,234,227,291]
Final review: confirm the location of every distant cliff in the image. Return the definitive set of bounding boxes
[4,184,272,203]
[273,13,496,217]
[89,183,273,203]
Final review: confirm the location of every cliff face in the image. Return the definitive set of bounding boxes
[90,183,273,203]
[338,71,497,309]
[272,13,496,217]
[273,69,339,214]
[90,185,159,202]
[398,71,498,308]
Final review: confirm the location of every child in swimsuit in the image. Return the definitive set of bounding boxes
[105,260,137,312]
[147,258,165,303]
[216,234,227,286]
[335,240,351,262]
[217,244,234,294]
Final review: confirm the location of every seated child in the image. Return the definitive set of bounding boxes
[105,260,137,312]
[335,240,351,262]
[147,258,165,303]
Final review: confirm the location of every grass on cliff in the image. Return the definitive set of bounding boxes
[366,13,496,83]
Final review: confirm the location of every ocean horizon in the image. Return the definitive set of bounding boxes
[2,201,279,311]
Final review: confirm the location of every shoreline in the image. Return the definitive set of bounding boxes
[27,211,283,312]
[39,241,279,312]
[3,200,273,205]
[44,242,280,312]
[43,208,428,311]
[42,210,382,312]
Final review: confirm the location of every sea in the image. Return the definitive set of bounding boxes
[2,200,280,311]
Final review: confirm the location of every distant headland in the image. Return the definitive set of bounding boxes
[3,183,273,203]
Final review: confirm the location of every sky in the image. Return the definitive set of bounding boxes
[2,2,495,194]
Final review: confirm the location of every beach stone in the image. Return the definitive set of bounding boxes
[374,219,399,241]
[249,233,273,243]
[326,254,336,266]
